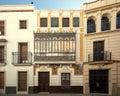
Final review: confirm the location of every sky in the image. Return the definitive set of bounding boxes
[0,0,94,10]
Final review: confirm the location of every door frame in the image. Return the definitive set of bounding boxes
[0,71,6,94]
[17,71,28,94]
[93,41,104,61]
[18,42,28,63]
[89,69,109,94]
[61,73,71,88]
[38,72,50,92]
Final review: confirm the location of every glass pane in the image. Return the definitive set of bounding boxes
[51,18,59,27]
[73,17,79,27]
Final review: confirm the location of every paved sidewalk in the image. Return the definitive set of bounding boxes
[0,93,112,96]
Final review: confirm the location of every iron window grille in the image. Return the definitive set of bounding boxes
[34,32,76,61]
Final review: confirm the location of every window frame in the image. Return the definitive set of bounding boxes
[61,73,70,88]
[51,17,59,27]
[87,19,96,33]
[101,16,110,31]
[73,17,79,27]
[19,20,27,29]
[40,18,47,27]
[0,45,6,65]
[116,13,120,29]
[0,21,5,35]
[62,18,69,27]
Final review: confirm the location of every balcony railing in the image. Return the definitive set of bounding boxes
[34,52,75,61]
[12,52,32,65]
[88,51,112,62]
[0,58,6,66]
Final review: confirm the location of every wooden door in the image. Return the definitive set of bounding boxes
[38,72,49,92]
[89,70,108,93]
[0,72,4,89]
[19,43,28,63]
[93,41,104,61]
[18,72,27,91]
[61,73,70,88]
[0,46,4,63]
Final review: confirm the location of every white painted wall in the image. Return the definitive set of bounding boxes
[0,5,36,92]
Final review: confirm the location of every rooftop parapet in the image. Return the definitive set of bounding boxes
[0,4,34,12]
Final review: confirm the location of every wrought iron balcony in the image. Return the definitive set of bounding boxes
[12,52,32,65]
[34,52,75,61]
[0,58,6,66]
[88,51,112,62]
[34,32,76,62]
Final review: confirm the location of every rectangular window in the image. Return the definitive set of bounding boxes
[19,20,27,29]
[62,18,69,27]
[40,18,47,27]
[0,21,4,35]
[61,73,70,88]
[51,17,59,27]
[0,46,4,63]
[73,17,79,27]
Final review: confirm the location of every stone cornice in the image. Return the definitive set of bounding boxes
[84,2,120,14]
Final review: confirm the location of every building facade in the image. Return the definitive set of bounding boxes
[33,10,84,93]
[0,4,36,94]
[83,0,120,95]
[0,5,84,94]
[0,0,120,95]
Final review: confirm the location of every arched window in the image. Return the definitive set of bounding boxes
[87,19,96,33]
[116,13,120,28]
[101,17,110,31]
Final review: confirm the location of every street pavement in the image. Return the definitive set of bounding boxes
[0,93,112,96]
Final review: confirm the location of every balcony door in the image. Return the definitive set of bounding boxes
[19,43,28,63]
[93,41,104,61]
[0,46,4,63]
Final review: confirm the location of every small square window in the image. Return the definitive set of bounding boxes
[62,18,69,27]
[19,20,27,29]
[40,18,47,27]
[51,17,59,27]
[73,17,79,27]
